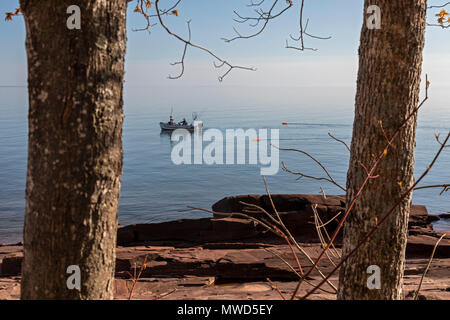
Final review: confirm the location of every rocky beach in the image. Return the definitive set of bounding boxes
[1,194,449,300]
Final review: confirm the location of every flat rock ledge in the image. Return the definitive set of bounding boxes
[1,194,449,300]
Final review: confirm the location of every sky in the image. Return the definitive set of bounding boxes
[0,0,449,99]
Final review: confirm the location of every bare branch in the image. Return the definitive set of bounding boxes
[261,176,338,292]
[247,0,266,7]
[167,20,191,80]
[152,0,256,81]
[300,131,450,300]
[435,132,450,148]
[149,0,182,18]
[222,0,293,43]
[286,2,331,51]
[292,77,431,299]
[264,248,337,295]
[133,0,256,81]
[427,2,450,9]
[312,204,339,265]
[427,23,450,28]
[133,0,335,79]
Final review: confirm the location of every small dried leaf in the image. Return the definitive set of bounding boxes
[5,12,14,21]
[436,9,449,18]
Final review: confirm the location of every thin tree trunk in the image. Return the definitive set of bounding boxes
[20,0,127,299]
[338,0,427,300]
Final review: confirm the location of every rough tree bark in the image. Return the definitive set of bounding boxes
[338,0,427,299]
[20,0,128,299]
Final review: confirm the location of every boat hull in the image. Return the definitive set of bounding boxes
[159,122,195,131]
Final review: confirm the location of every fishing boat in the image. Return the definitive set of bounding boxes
[160,112,203,132]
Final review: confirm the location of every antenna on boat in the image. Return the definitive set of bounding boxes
[170,107,173,117]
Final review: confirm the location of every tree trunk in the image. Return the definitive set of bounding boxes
[20,0,127,299]
[338,0,427,300]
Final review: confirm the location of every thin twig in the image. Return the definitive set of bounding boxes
[128,255,148,300]
[328,132,350,152]
[264,248,337,295]
[413,233,447,300]
[266,277,286,300]
[261,176,338,292]
[154,288,178,300]
[313,204,338,266]
[223,0,293,42]
[286,1,331,52]
[414,184,450,195]
[276,147,346,191]
[427,2,450,8]
[313,205,341,259]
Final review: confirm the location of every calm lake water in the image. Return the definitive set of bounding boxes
[0,85,449,244]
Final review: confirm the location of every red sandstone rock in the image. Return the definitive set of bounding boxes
[117,217,265,246]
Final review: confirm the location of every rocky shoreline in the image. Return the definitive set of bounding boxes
[1,194,449,300]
